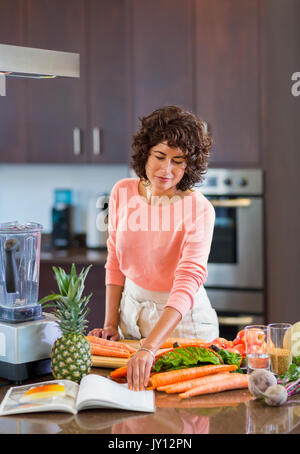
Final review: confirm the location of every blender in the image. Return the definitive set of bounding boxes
[0,221,60,384]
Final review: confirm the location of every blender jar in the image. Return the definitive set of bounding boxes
[0,221,43,322]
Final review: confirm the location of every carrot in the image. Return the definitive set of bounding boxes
[149,364,238,389]
[90,344,131,358]
[157,338,207,349]
[90,343,130,355]
[157,384,175,392]
[154,348,175,358]
[178,373,249,399]
[119,343,137,354]
[86,336,137,353]
[110,365,128,379]
[87,336,125,348]
[162,372,234,394]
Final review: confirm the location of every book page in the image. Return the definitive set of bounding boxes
[76,374,155,413]
[0,380,79,416]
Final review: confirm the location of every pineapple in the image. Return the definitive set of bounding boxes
[39,263,93,383]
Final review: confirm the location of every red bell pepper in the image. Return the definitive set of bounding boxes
[233,329,265,346]
[226,343,245,356]
[232,330,246,346]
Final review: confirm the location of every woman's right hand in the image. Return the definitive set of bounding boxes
[88,325,120,341]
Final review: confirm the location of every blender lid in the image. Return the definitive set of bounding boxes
[0,221,43,233]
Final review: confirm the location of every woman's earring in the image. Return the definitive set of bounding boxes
[146,185,151,201]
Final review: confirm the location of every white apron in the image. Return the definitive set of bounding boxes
[118,277,219,343]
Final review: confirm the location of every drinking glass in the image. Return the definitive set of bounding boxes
[267,323,292,376]
[245,325,270,374]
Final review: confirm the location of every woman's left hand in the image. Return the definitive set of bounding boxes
[126,349,154,391]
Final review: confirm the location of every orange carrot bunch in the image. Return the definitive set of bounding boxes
[86,336,137,358]
[150,365,249,399]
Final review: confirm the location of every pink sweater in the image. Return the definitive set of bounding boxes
[104,178,215,318]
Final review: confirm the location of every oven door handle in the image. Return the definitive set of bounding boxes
[218,316,255,325]
[210,198,252,208]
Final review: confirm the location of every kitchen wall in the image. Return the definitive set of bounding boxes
[0,164,129,232]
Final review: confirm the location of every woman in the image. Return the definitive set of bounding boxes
[89,105,219,391]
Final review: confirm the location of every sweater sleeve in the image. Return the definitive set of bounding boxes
[165,201,215,319]
[104,183,126,287]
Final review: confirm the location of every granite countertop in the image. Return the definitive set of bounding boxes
[0,368,299,435]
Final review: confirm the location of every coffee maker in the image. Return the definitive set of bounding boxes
[0,221,60,384]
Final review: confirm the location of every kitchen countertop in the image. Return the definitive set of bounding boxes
[0,368,299,435]
[39,233,108,265]
[40,247,107,265]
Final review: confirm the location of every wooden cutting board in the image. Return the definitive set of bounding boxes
[91,339,141,369]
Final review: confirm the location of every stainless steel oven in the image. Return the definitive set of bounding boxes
[194,169,265,338]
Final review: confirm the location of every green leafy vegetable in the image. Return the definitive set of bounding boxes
[279,362,300,385]
[153,346,223,373]
[209,344,243,372]
[292,356,300,366]
[215,349,242,372]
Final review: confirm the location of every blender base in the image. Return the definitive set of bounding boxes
[0,304,44,323]
[0,358,52,385]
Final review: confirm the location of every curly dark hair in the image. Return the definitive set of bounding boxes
[130,105,213,191]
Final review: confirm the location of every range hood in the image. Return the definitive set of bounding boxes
[0,43,79,95]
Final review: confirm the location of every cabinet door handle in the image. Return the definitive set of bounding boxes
[93,127,101,155]
[210,198,252,208]
[0,74,6,96]
[73,128,81,155]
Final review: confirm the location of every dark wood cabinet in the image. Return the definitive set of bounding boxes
[131,0,194,133]
[0,0,130,164]
[129,0,261,166]
[1,0,262,166]
[3,0,195,165]
[25,0,88,163]
[0,0,27,162]
[194,0,261,167]
[87,0,131,164]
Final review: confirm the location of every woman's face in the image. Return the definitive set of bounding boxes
[144,141,187,196]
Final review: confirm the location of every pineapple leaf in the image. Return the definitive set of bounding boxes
[53,266,69,295]
[39,263,93,335]
[78,292,93,311]
[67,276,82,301]
[79,265,93,285]
[70,263,77,281]
[38,293,64,305]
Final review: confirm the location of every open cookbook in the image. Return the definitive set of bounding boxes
[0,374,155,416]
